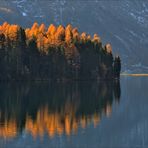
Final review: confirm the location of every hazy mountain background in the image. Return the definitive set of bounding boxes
[0,0,148,73]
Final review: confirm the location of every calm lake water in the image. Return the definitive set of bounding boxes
[0,76,148,148]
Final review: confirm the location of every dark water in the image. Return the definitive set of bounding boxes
[0,77,148,148]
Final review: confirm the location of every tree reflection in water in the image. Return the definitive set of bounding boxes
[0,80,120,139]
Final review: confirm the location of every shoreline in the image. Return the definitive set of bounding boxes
[121,73,148,77]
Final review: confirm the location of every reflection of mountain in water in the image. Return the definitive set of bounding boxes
[0,81,120,139]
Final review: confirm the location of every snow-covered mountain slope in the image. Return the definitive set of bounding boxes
[0,0,148,73]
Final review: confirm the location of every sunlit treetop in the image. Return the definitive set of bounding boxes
[92,34,101,43]
[39,23,46,33]
[31,22,39,30]
[0,22,114,55]
[81,32,87,42]
[47,24,57,35]
[105,43,112,54]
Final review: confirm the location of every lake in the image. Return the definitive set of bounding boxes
[0,76,148,148]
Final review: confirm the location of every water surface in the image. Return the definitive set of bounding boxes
[0,77,148,148]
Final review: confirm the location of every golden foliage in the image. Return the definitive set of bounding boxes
[81,32,87,42]
[39,23,46,33]
[7,25,20,40]
[65,24,73,44]
[47,24,56,36]
[31,22,39,31]
[0,22,114,55]
[55,25,65,42]
[72,28,80,41]
[93,34,101,43]
[2,22,9,29]
[87,35,91,41]
[105,43,112,54]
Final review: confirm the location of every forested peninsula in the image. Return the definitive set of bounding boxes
[0,22,121,81]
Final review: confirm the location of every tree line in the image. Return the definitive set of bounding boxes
[0,22,121,80]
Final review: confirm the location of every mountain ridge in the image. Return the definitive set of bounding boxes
[0,0,148,73]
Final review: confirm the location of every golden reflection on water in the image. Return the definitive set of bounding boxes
[0,81,120,139]
[0,103,113,139]
[25,107,102,138]
[0,119,17,139]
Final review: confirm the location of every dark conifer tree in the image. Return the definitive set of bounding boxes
[114,56,121,78]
